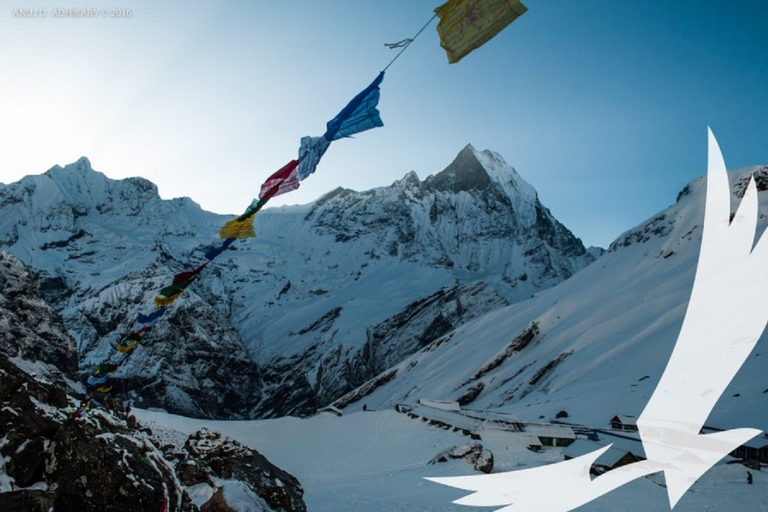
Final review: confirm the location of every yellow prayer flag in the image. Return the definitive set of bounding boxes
[154,291,182,308]
[115,341,138,354]
[435,0,527,64]
[219,215,256,239]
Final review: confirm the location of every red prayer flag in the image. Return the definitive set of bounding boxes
[172,263,208,286]
[259,159,300,201]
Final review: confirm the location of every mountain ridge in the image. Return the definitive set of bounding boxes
[0,145,596,418]
[330,163,768,432]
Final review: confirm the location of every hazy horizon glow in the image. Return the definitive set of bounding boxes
[1,1,767,248]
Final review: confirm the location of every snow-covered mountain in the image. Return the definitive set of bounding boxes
[332,164,768,433]
[0,146,595,418]
[4,149,768,511]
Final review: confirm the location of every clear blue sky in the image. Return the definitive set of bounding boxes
[1,1,766,248]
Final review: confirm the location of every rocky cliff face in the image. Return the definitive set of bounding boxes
[0,250,78,376]
[0,251,306,511]
[306,145,591,290]
[0,147,595,418]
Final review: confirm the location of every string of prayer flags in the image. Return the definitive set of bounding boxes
[219,71,387,240]
[77,72,388,417]
[154,263,209,306]
[75,0,534,417]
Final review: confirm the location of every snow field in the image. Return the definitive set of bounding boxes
[135,408,768,511]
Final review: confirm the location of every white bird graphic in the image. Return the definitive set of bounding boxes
[427,129,768,511]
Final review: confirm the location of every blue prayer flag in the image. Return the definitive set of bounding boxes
[325,72,385,141]
[296,136,331,181]
[137,308,166,325]
[204,237,235,260]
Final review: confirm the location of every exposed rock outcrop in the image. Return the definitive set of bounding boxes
[0,250,78,376]
[0,252,305,511]
[429,443,494,474]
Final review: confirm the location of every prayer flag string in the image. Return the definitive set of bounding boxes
[75,0,530,415]
[76,72,387,416]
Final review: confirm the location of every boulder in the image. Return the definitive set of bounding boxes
[184,428,306,512]
[429,443,494,474]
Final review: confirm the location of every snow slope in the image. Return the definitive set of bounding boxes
[331,165,768,434]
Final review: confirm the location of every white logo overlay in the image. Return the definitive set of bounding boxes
[426,129,768,511]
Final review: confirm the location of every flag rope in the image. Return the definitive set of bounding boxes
[382,13,438,72]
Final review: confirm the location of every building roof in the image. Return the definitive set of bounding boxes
[598,432,645,456]
[418,398,461,411]
[742,434,768,450]
[564,439,643,467]
[610,414,638,425]
[522,423,576,439]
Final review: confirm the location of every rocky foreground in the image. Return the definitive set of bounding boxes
[0,249,306,511]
